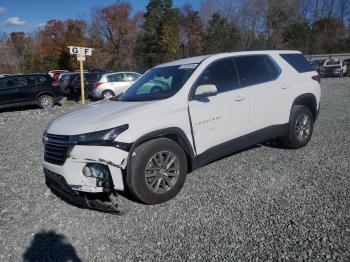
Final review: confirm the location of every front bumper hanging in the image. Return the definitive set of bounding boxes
[44,168,123,214]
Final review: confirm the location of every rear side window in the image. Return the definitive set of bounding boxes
[15,77,28,87]
[235,55,271,87]
[36,76,48,83]
[85,73,100,81]
[280,53,313,73]
[125,73,140,81]
[108,73,124,82]
[195,58,239,93]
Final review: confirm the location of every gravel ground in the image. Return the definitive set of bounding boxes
[0,78,349,261]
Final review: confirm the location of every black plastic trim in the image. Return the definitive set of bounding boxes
[291,93,318,122]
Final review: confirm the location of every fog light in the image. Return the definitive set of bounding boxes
[83,164,109,178]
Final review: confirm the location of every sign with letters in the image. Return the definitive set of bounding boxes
[68,46,93,56]
[67,46,94,104]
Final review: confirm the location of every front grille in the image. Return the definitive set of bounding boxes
[44,133,71,165]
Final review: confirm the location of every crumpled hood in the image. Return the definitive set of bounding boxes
[46,100,156,135]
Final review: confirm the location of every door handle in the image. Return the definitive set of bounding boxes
[234,95,245,101]
[281,84,289,89]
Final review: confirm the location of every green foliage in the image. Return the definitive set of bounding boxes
[204,13,242,54]
[282,20,311,53]
[137,0,179,68]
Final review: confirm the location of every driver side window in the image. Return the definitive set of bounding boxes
[195,58,239,94]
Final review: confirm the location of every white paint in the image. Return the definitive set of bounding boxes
[44,50,321,194]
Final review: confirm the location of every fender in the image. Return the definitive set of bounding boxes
[35,91,56,101]
[290,93,317,121]
[125,127,196,178]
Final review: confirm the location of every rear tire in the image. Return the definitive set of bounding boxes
[102,90,115,99]
[281,105,314,149]
[38,95,54,109]
[127,138,188,204]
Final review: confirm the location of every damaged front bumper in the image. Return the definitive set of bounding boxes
[44,168,121,214]
[43,144,130,213]
[44,145,129,193]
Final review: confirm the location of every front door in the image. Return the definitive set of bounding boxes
[188,58,250,155]
[0,78,17,106]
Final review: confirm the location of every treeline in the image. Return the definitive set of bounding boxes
[1,0,350,74]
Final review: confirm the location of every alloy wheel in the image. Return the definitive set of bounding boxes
[295,113,311,141]
[145,151,180,194]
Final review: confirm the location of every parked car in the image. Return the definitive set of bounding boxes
[92,72,141,100]
[48,70,69,81]
[342,59,350,76]
[319,59,343,78]
[58,73,79,96]
[0,74,10,78]
[43,50,321,211]
[310,59,326,74]
[0,74,63,110]
[72,72,104,98]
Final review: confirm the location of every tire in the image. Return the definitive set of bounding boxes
[102,90,115,99]
[281,105,314,149]
[127,138,188,204]
[38,95,54,109]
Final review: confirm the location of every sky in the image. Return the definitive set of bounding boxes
[0,0,201,33]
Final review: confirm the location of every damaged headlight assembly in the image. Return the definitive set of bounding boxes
[74,124,129,146]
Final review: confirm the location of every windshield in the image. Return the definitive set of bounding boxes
[325,60,340,66]
[119,65,196,102]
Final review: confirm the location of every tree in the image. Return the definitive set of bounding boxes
[310,17,346,53]
[178,4,204,57]
[90,1,142,70]
[265,0,300,48]
[30,19,87,71]
[137,0,179,68]
[282,20,311,53]
[204,12,242,54]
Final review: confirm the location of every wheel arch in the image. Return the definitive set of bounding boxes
[291,93,317,121]
[36,91,55,102]
[127,128,195,173]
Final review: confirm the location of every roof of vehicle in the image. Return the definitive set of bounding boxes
[1,74,50,78]
[156,50,301,68]
[102,71,141,76]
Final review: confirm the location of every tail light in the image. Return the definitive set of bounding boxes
[95,82,103,88]
[312,75,321,83]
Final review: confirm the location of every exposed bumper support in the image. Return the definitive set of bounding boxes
[45,168,122,214]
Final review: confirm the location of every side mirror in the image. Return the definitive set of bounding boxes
[194,84,218,97]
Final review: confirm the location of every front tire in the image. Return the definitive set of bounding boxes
[127,138,188,204]
[281,105,314,149]
[38,95,54,109]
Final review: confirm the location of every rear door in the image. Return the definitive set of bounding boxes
[235,55,288,131]
[14,76,38,103]
[189,58,250,154]
[108,73,130,94]
[0,78,17,106]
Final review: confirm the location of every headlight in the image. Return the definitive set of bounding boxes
[75,124,128,145]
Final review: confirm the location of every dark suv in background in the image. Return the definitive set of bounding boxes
[72,72,104,98]
[0,74,62,110]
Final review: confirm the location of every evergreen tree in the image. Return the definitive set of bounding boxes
[137,0,179,68]
[282,20,311,54]
[204,13,242,54]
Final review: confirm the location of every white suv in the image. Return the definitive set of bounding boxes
[43,50,321,211]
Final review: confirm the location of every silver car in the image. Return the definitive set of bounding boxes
[91,72,141,100]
